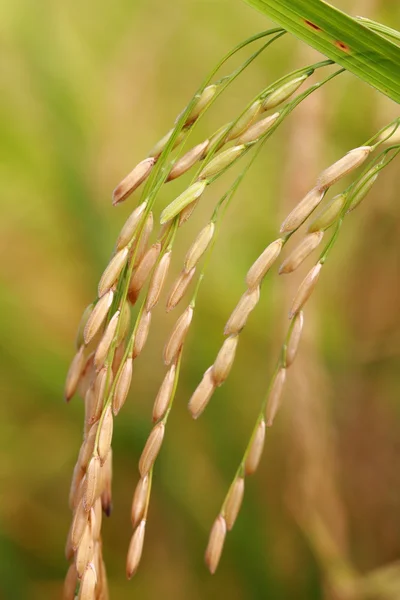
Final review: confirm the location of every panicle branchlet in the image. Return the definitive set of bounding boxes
[289,262,322,318]
[316,146,372,190]
[139,422,165,477]
[188,367,216,419]
[163,306,193,365]
[167,140,210,181]
[285,311,304,368]
[224,286,260,336]
[116,201,147,250]
[265,367,287,427]
[246,238,283,289]
[205,515,227,574]
[245,419,266,476]
[279,231,324,274]
[280,188,325,233]
[166,267,196,312]
[112,158,155,206]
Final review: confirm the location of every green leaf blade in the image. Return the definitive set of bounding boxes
[243,0,400,104]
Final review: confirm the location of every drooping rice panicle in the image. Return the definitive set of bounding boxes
[66,59,343,591]
[63,23,400,591]
[203,129,400,575]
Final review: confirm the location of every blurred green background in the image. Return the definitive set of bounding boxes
[1,0,400,598]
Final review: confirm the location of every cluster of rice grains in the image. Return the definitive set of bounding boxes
[63,27,400,597]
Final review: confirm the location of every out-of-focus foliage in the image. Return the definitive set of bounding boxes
[1,0,400,598]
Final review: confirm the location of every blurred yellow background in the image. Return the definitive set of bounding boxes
[1,0,400,598]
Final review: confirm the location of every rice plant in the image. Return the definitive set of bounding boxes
[62,2,400,598]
